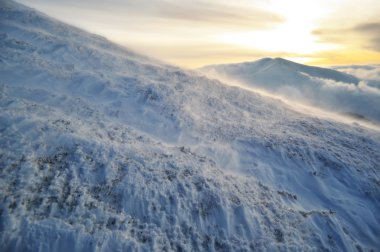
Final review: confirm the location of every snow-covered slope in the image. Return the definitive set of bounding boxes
[1,1,380,251]
[200,58,380,124]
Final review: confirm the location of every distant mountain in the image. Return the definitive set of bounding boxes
[200,58,380,124]
[200,57,359,88]
[1,1,380,252]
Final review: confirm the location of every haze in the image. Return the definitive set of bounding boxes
[16,0,380,67]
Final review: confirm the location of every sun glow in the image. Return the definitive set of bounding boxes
[16,0,380,67]
[218,27,340,55]
[218,0,341,55]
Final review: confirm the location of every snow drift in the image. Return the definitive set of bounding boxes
[1,1,380,251]
[200,58,380,124]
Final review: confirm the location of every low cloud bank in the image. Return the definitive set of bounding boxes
[201,65,380,125]
[277,75,380,123]
[333,65,380,89]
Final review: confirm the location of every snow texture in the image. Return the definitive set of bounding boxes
[200,58,380,125]
[1,1,380,251]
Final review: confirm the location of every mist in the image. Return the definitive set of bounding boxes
[200,60,380,126]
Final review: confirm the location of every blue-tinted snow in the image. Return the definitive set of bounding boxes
[1,1,380,251]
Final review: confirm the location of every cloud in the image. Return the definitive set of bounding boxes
[274,76,380,124]
[127,41,300,67]
[313,21,380,52]
[153,1,284,29]
[313,78,380,121]
[353,22,380,51]
[16,0,285,67]
[202,64,380,124]
[18,0,283,30]
[333,65,380,81]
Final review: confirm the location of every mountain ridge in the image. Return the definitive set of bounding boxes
[200,57,360,85]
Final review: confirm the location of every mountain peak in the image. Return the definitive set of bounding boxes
[273,57,296,64]
[256,57,291,63]
[273,57,287,61]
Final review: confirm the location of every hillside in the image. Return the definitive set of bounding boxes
[1,1,380,251]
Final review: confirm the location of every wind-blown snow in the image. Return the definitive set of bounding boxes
[200,58,380,124]
[1,1,380,251]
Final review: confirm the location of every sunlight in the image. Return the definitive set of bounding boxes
[218,25,340,54]
[218,0,341,55]
[15,0,380,66]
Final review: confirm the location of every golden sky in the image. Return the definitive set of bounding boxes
[17,0,380,67]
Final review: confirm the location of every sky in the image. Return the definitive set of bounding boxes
[16,0,380,68]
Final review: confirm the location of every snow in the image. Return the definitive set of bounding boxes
[200,58,380,125]
[1,1,380,251]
